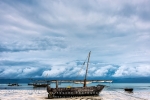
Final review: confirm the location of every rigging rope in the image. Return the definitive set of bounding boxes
[70,55,88,87]
[57,55,88,87]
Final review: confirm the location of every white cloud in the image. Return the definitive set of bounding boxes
[113,64,150,77]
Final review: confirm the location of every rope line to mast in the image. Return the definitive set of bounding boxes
[70,55,88,87]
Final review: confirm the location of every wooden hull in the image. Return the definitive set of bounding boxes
[47,85,105,99]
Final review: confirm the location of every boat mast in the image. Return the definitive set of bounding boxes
[83,51,91,87]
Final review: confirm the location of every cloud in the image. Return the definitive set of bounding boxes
[113,63,150,77]
[0,60,51,78]
[0,59,150,79]
[0,0,150,78]
[0,35,67,52]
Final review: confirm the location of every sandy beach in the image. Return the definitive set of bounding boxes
[0,90,150,100]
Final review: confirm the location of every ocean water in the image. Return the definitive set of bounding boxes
[0,82,150,92]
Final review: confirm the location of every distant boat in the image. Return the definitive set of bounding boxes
[124,88,133,92]
[74,81,92,84]
[105,80,113,83]
[92,80,112,83]
[28,83,34,85]
[8,83,20,86]
[33,81,50,87]
[33,83,48,87]
[28,78,34,85]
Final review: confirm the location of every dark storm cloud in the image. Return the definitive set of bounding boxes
[0,59,52,78]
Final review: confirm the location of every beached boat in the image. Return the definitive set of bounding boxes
[47,51,105,99]
[33,81,50,87]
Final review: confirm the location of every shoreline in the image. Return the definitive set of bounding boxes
[0,89,150,100]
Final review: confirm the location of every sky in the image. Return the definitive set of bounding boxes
[0,0,150,79]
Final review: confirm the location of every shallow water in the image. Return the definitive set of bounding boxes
[1,83,150,92]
